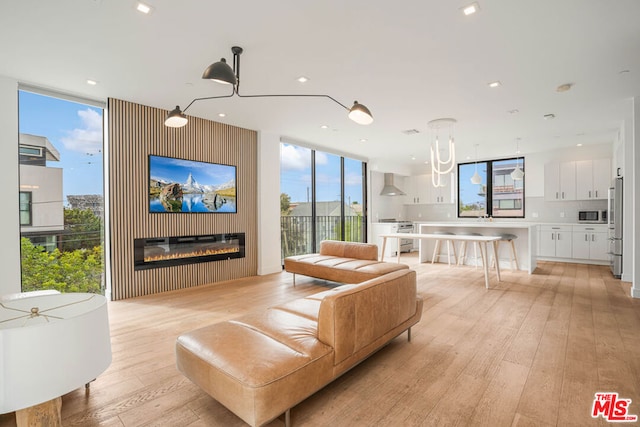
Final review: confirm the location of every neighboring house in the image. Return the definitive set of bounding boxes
[67,194,104,218]
[19,133,64,251]
[492,160,524,217]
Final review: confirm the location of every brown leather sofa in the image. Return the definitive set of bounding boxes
[284,240,409,285]
[175,268,423,427]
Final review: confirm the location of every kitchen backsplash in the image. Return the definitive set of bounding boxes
[404,196,608,223]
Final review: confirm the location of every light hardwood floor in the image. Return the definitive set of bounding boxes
[2,255,639,427]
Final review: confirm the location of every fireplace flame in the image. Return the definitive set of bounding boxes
[144,246,239,263]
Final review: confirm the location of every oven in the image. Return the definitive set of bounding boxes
[394,221,414,253]
[372,219,413,255]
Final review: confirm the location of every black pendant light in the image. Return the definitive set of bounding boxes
[201,58,237,85]
[165,46,373,128]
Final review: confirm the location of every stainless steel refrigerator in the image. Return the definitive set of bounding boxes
[608,177,623,278]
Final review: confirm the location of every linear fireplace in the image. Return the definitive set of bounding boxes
[134,233,245,270]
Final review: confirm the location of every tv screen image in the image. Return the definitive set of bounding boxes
[149,155,237,213]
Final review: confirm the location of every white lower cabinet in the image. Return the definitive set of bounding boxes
[538,225,572,258]
[571,225,608,261]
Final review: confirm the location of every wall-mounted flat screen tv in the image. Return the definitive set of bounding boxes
[149,155,237,213]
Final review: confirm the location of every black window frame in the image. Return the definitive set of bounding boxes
[457,156,525,219]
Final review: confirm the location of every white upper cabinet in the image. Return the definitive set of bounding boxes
[575,159,611,200]
[428,173,454,204]
[403,174,430,205]
[404,173,453,204]
[544,161,576,201]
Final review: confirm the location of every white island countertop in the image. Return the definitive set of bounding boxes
[415,222,538,273]
[413,221,536,228]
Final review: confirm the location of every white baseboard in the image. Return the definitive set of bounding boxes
[631,286,640,299]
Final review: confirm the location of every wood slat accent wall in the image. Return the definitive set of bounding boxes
[107,98,258,300]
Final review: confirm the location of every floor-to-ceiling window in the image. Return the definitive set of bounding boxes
[280,142,366,260]
[18,89,106,294]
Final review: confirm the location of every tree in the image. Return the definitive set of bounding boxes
[61,208,102,251]
[20,238,103,294]
[280,193,291,214]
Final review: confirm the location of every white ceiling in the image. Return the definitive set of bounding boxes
[1,0,639,170]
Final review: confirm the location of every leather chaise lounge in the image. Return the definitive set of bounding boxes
[175,267,423,426]
[284,240,409,285]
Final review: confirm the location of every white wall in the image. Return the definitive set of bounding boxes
[257,132,283,275]
[630,98,639,296]
[0,75,21,296]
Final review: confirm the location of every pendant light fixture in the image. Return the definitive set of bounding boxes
[165,46,373,128]
[428,118,457,187]
[470,144,482,184]
[510,138,524,181]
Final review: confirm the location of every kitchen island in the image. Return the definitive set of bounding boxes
[416,222,538,273]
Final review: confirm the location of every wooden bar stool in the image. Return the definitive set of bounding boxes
[491,233,519,271]
[431,231,457,266]
[458,232,483,268]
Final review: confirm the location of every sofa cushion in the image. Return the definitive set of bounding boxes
[176,311,334,427]
[284,255,408,284]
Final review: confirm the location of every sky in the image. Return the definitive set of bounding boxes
[18,91,104,204]
[280,143,364,204]
[458,162,487,206]
[149,155,235,186]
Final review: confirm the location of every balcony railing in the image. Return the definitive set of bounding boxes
[281,215,364,259]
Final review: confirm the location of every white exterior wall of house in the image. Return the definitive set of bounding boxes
[19,164,64,232]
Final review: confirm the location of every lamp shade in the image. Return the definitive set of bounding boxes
[201,58,237,85]
[165,106,188,128]
[0,292,112,413]
[348,101,374,125]
[470,170,482,184]
[511,164,524,180]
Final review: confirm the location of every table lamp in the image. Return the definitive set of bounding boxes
[0,292,112,426]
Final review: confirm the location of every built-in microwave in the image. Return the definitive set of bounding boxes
[578,210,607,223]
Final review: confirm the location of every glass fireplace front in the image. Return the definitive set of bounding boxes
[134,233,245,270]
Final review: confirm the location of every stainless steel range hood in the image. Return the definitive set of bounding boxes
[380,173,406,196]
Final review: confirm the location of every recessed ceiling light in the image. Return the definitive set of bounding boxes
[556,83,573,92]
[576,143,583,147]
[543,113,556,120]
[86,79,98,86]
[297,76,309,83]
[461,2,480,15]
[320,125,328,129]
[411,156,416,160]
[424,161,429,165]
[360,138,367,143]
[508,109,519,115]
[488,81,501,88]
[218,113,226,117]
[136,2,152,14]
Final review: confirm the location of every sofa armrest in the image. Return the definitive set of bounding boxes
[317,269,417,365]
